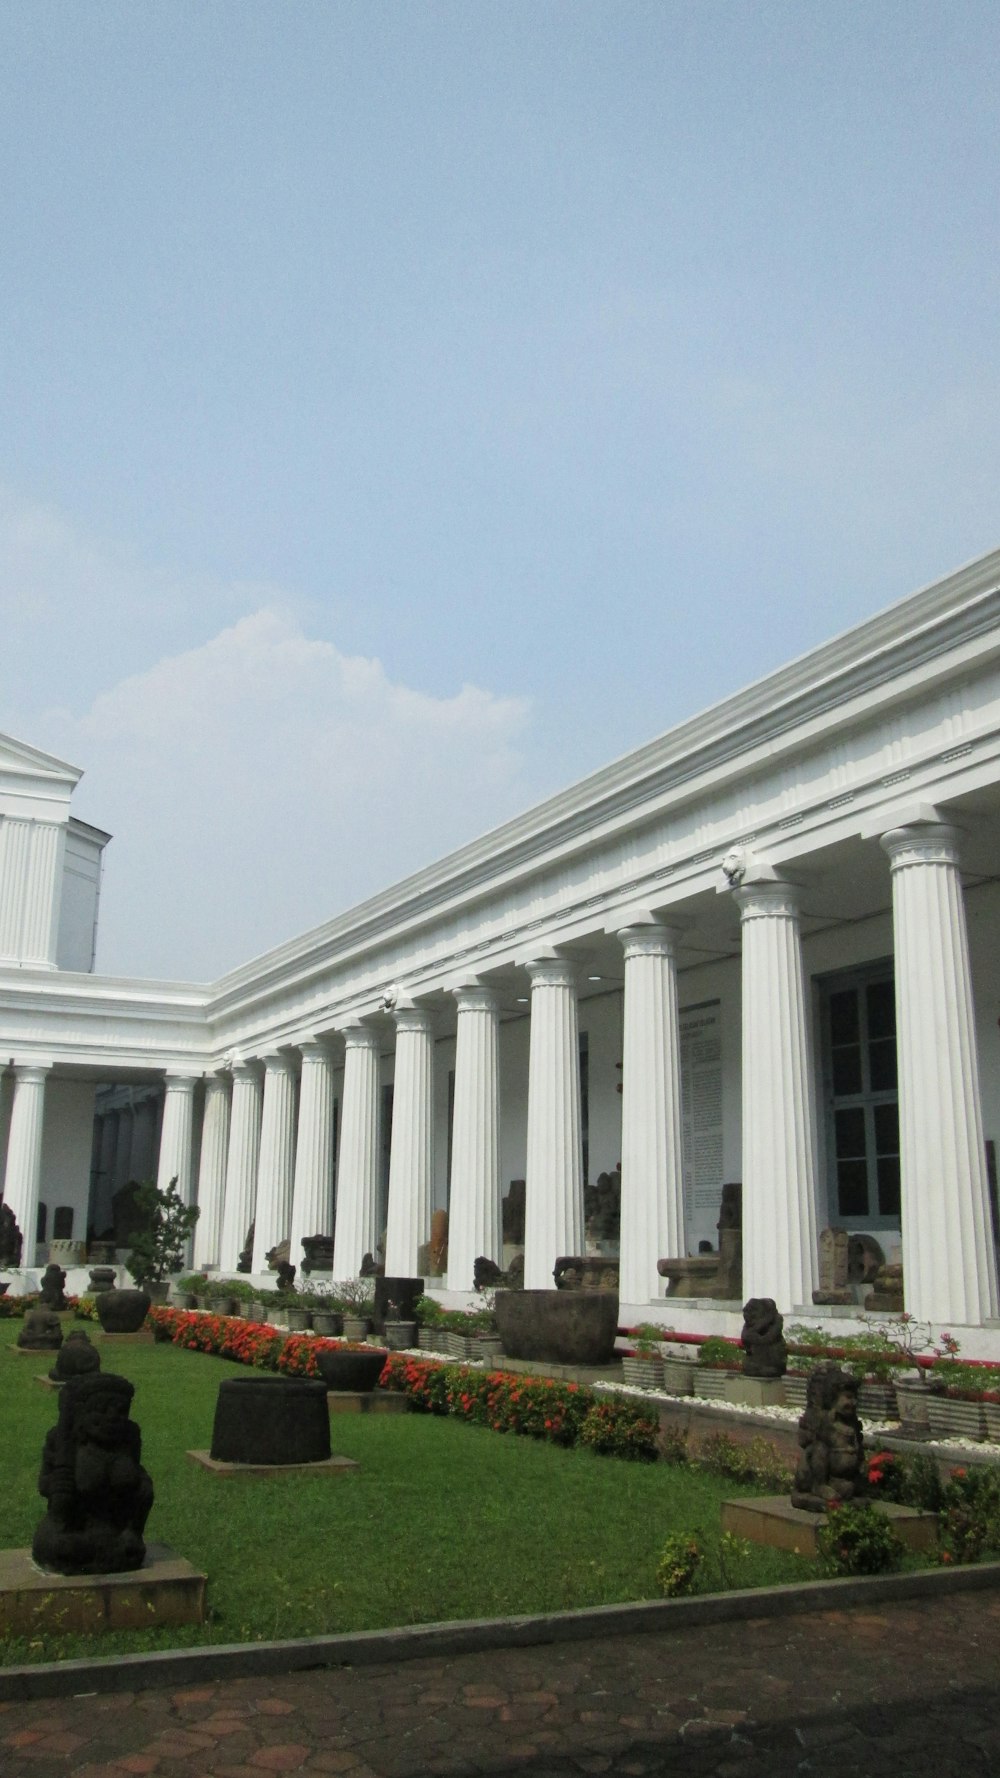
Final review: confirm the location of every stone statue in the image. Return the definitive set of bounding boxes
[32,1373,154,1575]
[17,1307,64,1351]
[300,1234,334,1275]
[266,1238,291,1272]
[740,1297,787,1378]
[273,1259,296,1292]
[39,1263,68,1310]
[0,1201,22,1268]
[583,1168,621,1245]
[502,1180,526,1245]
[791,1364,865,1513]
[237,1220,255,1273]
[505,1252,525,1290]
[474,1256,506,1290]
[50,1328,101,1382]
[88,1266,117,1295]
[360,1250,385,1277]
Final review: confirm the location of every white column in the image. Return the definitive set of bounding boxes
[618,924,686,1304]
[112,1105,135,1192]
[447,986,501,1291]
[130,1096,159,1183]
[218,1062,263,1270]
[523,956,585,1290]
[288,1041,337,1273]
[251,1054,298,1272]
[92,1111,118,1235]
[384,1007,435,1276]
[882,823,999,1324]
[193,1075,231,1270]
[332,1025,381,1278]
[3,1064,50,1267]
[156,1074,198,1204]
[734,880,819,1309]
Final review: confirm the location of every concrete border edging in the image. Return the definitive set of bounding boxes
[3,1559,1000,1701]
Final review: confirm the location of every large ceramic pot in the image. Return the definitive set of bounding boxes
[315,1348,388,1392]
[493,1289,618,1366]
[210,1375,331,1464]
[96,1288,151,1333]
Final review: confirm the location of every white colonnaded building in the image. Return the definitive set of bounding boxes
[3,548,1000,1353]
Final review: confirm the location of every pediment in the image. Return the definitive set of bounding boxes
[0,729,82,789]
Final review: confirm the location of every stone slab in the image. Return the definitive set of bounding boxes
[327,1389,408,1414]
[187,1449,359,1476]
[98,1329,155,1344]
[0,1543,206,1636]
[723,1375,786,1407]
[721,1494,939,1557]
[10,1345,62,1356]
[491,1355,623,1383]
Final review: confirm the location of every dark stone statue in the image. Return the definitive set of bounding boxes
[0,1201,22,1268]
[791,1364,865,1513]
[474,1255,506,1290]
[39,1263,68,1310]
[50,1328,101,1381]
[300,1234,334,1275]
[32,1372,154,1574]
[360,1251,385,1277]
[553,1255,620,1292]
[17,1308,64,1350]
[505,1252,525,1290]
[237,1220,255,1273]
[273,1259,296,1292]
[95,1288,151,1333]
[88,1266,117,1295]
[740,1297,787,1378]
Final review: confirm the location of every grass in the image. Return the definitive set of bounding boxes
[0,1317,816,1665]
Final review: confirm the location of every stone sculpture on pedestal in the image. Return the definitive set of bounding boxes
[740,1298,787,1377]
[32,1373,154,1574]
[17,1308,64,1351]
[39,1263,68,1310]
[791,1364,865,1513]
[0,1202,22,1268]
[50,1328,101,1381]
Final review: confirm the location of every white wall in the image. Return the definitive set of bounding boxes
[39,1078,97,1244]
[56,823,106,972]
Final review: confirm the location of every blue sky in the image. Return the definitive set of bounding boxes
[2,3,999,979]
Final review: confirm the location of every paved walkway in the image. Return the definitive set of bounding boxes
[3,1589,1000,1778]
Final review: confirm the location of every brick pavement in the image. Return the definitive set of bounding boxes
[3,1589,1000,1778]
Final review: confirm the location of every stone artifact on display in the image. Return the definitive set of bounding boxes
[373,1275,423,1331]
[95,1288,152,1333]
[583,1167,621,1246]
[848,1234,885,1289]
[88,1266,117,1295]
[553,1255,620,1292]
[790,1363,866,1513]
[866,1261,904,1311]
[658,1181,743,1299]
[0,1202,23,1268]
[360,1249,385,1277]
[50,1328,101,1381]
[300,1234,335,1275]
[209,1375,332,1465]
[39,1263,68,1310]
[237,1220,255,1273]
[813,1226,852,1305]
[273,1259,296,1292]
[32,1372,154,1574]
[17,1308,64,1350]
[740,1297,787,1377]
[473,1255,506,1289]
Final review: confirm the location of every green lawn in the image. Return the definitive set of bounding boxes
[0,1318,813,1665]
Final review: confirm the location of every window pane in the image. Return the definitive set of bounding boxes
[873,1101,899,1154]
[832,1044,863,1095]
[829,989,860,1045]
[835,1106,867,1159]
[837,1159,870,1217]
[877,1155,901,1216]
[869,1038,898,1092]
[866,979,896,1040]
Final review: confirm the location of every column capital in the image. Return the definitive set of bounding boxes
[524,955,579,991]
[732,880,804,922]
[340,1022,381,1054]
[163,1071,199,1093]
[297,1038,335,1064]
[259,1050,297,1077]
[880,822,963,870]
[617,922,682,961]
[393,1006,434,1037]
[10,1061,51,1085]
[453,984,499,1016]
[229,1057,262,1083]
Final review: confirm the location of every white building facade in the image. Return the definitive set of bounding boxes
[3,550,1000,1347]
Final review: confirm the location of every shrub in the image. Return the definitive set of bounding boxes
[698,1431,792,1491]
[660,1425,689,1467]
[579,1399,660,1461]
[697,1336,738,1369]
[938,1466,1000,1565]
[125,1177,200,1286]
[656,1533,702,1596]
[815,1502,904,1576]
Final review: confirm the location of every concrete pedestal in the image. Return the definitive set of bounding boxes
[721,1495,938,1558]
[0,1543,206,1636]
[99,1329,155,1345]
[724,1375,786,1407]
[187,1450,359,1477]
[327,1390,409,1415]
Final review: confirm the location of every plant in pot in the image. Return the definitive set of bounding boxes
[926,1357,990,1441]
[335,1277,375,1340]
[414,1295,448,1352]
[693,1334,739,1399]
[299,1281,342,1336]
[382,1297,418,1351]
[174,1272,208,1309]
[474,1291,503,1363]
[622,1324,665,1390]
[125,1178,200,1303]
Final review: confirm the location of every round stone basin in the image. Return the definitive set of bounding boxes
[494,1290,619,1365]
[315,1348,388,1393]
[210,1374,331,1464]
[95,1289,151,1333]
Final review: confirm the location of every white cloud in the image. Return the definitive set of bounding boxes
[41,610,533,981]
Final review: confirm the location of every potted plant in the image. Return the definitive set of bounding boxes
[335,1277,375,1341]
[124,1177,200,1303]
[622,1324,665,1390]
[174,1272,207,1309]
[474,1293,503,1364]
[926,1359,990,1441]
[443,1310,481,1361]
[383,1298,418,1351]
[299,1282,342,1337]
[693,1335,739,1399]
[414,1295,448,1353]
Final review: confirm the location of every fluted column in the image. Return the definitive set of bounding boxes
[251,1054,299,1272]
[332,1025,381,1278]
[3,1064,50,1267]
[193,1075,231,1270]
[881,824,999,1324]
[734,880,819,1308]
[447,986,501,1291]
[156,1074,198,1203]
[288,1042,337,1273]
[618,924,686,1303]
[523,957,584,1290]
[384,1007,435,1276]
[218,1062,263,1270]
